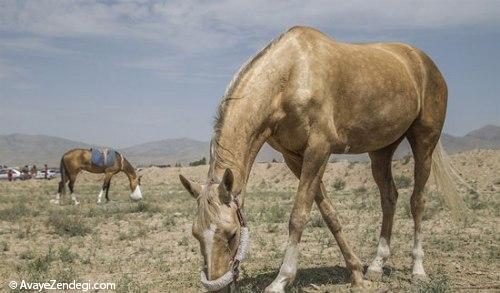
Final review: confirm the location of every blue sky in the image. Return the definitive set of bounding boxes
[0,0,499,147]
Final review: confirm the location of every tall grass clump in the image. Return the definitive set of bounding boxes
[47,211,91,237]
[0,202,35,221]
[394,174,413,189]
[332,178,346,191]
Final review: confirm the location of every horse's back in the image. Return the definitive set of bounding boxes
[275,27,445,154]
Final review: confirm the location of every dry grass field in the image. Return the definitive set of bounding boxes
[0,150,499,292]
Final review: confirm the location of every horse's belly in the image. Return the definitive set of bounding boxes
[330,95,419,154]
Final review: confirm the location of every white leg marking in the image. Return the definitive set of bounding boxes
[412,232,426,277]
[367,237,390,274]
[50,193,61,205]
[71,193,79,205]
[97,189,103,203]
[265,244,298,292]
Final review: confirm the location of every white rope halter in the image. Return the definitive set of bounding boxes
[199,226,249,291]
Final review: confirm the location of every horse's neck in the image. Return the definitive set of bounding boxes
[211,137,268,194]
[121,159,137,185]
[210,43,289,192]
[211,101,275,194]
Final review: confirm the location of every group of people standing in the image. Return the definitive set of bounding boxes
[6,164,49,181]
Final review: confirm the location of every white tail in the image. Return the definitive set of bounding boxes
[431,139,471,219]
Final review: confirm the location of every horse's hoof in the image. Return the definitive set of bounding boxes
[351,281,371,292]
[365,268,383,281]
[352,276,371,289]
[412,273,428,283]
[50,199,60,205]
[74,201,80,206]
[263,282,285,293]
[263,288,284,293]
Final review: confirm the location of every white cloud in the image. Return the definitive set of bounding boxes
[1,0,499,50]
[1,0,499,81]
[122,56,232,83]
[0,37,72,54]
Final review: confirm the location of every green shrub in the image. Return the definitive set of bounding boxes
[262,205,288,223]
[129,202,162,214]
[189,157,207,166]
[162,215,176,231]
[394,174,413,189]
[266,223,279,233]
[417,269,451,293]
[178,236,189,246]
[47,212,91,237]
[0,202,34,221]
[309,213,325,228]
[464,191,487,210]
[20,247,54,282]
[58,246,78,263]
[332,178,346,191]
[0,240,9,251]
[353,186,367,195]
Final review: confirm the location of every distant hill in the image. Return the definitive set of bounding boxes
[121,138,281,166]
[1,125,498,167]
[0,134,96,167]
[121,138,208,166]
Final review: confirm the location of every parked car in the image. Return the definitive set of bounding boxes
[35,170,59,180]
[0,168,22,180]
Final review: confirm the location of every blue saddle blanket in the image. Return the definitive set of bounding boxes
[91,148,117,167]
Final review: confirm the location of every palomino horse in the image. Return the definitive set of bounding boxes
[52,148,143,205]
[179,26,467,292]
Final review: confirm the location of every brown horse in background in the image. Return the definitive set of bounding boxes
[52,149,142,205]
[179,26,469,292]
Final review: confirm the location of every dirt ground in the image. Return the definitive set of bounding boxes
[0,149,499,292]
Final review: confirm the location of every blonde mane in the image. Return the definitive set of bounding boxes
[210,32,287,176]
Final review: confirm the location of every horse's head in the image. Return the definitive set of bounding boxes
[179,169,249,292]
[130,175,142,201]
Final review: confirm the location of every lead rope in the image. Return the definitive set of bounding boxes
[232,197,247,285]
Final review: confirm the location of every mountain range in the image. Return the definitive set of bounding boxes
[1,125,499,167]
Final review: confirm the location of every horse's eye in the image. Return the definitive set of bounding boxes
[228,229,237,242]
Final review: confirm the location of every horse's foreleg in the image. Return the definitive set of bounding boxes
[282,154,365,287]
[105,179,112,202]
[98,173,113,203]
[315,183,366,286]
[265,139,330,293]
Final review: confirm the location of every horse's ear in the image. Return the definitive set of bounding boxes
[179,175,202,199]
[218,169,234,204]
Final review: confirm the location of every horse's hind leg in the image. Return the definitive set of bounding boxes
[68,174,79,205]
[365,138,403,280]
[406,125,440,281]
[53,177,68,205]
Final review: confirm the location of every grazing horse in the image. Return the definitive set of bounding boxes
[179,26,468,292]
[52,148,143,205]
